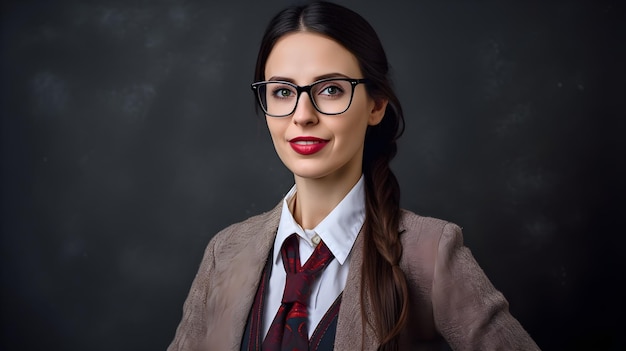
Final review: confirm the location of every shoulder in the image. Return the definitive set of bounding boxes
[398,209,465,282]
[399,209,463,248]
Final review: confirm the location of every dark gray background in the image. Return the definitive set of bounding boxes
[1,0,624,350]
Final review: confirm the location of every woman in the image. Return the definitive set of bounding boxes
[168,1,540,350]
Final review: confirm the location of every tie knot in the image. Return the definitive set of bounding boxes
[282,272,314,304]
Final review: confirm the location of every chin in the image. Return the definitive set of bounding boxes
[290,169,329,180]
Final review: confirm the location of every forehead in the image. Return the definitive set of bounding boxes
[264,32,362,83]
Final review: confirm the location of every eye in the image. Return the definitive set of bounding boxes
[319,84,345,97]
[271,86,295,99]
[322,86,340,95]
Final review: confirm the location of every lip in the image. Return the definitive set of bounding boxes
[288,136,329,155]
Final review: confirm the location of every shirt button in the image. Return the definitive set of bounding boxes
[311,234,321,246]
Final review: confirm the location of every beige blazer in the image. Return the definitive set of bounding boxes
[168,204,540,350]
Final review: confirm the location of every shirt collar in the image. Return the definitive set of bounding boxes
[273,175,365,265]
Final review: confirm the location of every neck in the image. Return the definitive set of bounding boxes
[291,171,362,229]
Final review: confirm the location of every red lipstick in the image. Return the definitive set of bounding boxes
[288,136,329,155]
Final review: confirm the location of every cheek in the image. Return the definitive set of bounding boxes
[337,108,370,137]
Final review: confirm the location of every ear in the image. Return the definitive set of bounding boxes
[368,98,388,126]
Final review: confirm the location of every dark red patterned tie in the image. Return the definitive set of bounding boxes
[263,234,335,351]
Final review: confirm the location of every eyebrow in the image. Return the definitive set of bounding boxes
[266,72,352,83]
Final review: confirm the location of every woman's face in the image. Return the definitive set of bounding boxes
[264,32,386,183]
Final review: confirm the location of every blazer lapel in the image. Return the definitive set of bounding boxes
[207,204,282,350]
[334,219,409,350]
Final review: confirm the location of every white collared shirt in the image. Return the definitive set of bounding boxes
[262,176,366,338]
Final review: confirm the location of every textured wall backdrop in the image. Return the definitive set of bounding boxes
[1,0,624,350]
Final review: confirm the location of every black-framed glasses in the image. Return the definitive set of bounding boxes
[251,77,368,117]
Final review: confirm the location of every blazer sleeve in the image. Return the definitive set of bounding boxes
[167,235,218,351]
[431,223,540,351]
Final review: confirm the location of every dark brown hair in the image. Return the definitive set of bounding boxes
[253,2,407,350]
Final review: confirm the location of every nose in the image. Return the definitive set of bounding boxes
[291,91,319,126]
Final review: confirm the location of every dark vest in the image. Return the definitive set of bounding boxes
[241,255,342,350]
